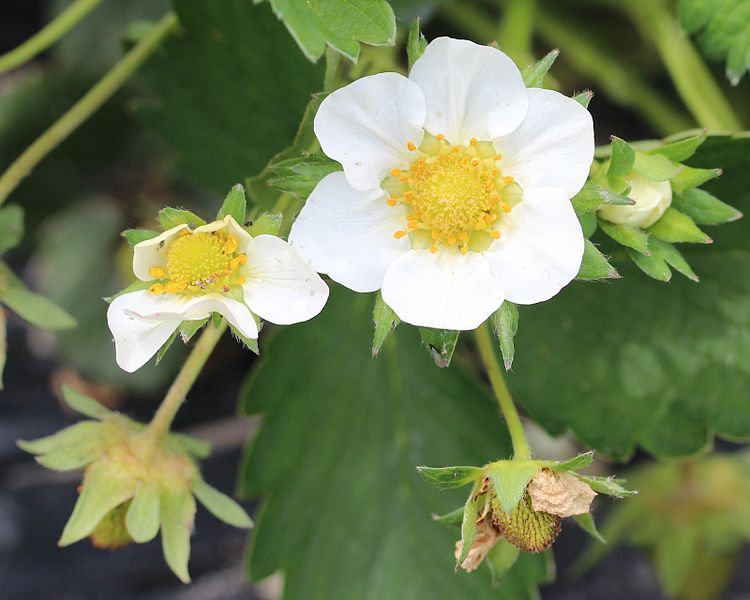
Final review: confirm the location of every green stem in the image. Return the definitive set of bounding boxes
[142,319,228,452]
[0,12,179,206]
[621,1,741,130]
[475,323,531,460]
[497,0,537,67]
[0,0,102,75]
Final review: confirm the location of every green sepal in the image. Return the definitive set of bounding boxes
[646,133,706,162]
[670,166,722,193]
[607,137,636,180]
[572,90,594,108]
[672,188,742,225]
[416,465,482,489]
[419,327,459,368]
[246,212,283,237]
[126,484,161,543]
[372,292,399,357]
[632,153,682,181]
[17,421,100,455]
[178,318,208,342]
[574,512,606,543]
[159,488,196,583]
[432,506,464,525]
[407,17,427,71]
[122,228,159,248]
[627,248,672,282]
[487,460,542,513]
[192,478,253,529]
[577,475,636,497]
[36,437,100,471]
[649,238,699,281]
[486,538,520,584]
[490,301,519,371]
[62,385,112,420]
[546,451,594,473]
[457,487,481,567]
[171,432,212,459]
[578,211,598,238]
[156,331,178,365]
[599,220,651,255]
[521,49,560,87]
[0,263,76,329]
[217,183,247,224]
[0,205,24,255]
[230,324,259,355]
[572,182,633,214]
[158,207,207,230]
[265,154,341,198]
[58,461,135,546]
[577,240,619,280]
[647,207,712,244]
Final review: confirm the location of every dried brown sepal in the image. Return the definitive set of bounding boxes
[90,500,134,549]
[454,519,503,572]
[492,493,561,553]
[528,468,597,518]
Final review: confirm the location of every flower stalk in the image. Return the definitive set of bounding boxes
[475,322,531,460]
[141,319,228,456]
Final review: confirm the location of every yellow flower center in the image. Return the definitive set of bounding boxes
[147,229,247,296]
[382,134,523,254]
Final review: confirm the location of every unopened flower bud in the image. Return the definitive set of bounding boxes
[599,172,672,228]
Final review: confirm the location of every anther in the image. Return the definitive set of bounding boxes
[149,266,166,279]
[407,141,417,151]
[493,154,502,161]
[430,245,438,254]
[491,230,501,239]
[436,133,445,141]
[490,168,500,177]
[149,283,165,295]
[470,138,478,146]
[223,236,239,254]
[394,230,406,239]
[501,203,512,213]
[387,198,398,206]
[391,168,401,177]
[503,176,514,184]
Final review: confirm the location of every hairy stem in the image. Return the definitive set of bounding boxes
[0,0,102,75]
[475,323,531,460]
[142,319,228,452]
[0,12,179,206]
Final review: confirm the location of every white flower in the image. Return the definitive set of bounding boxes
[289,37,593,330]
[108,215,328,372]
[598,172,672,228]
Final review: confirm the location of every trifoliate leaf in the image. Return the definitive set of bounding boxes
[246,212,283,238]
[632,152,682,181]
[521,49,560,88]
[121,228,159,247]
[646,132,707,162]
[490,301,519,371]
[546,452,594,473]
[217,184,247,225]
[417,466,482,490]
[407,17,428,71]
[647,207,712,244]
[577,240,619,280]
[0,205,23,255]
[672,188,743,225]
[419,327,460,368]
[191,478,253,529]
[126,484,161,543]
[372,292,399,357]
[607,137,636,180]
[61,385,112,420]
[573,512,606,543]
[487,461,541,513]
[598,220,651,255]
[258,0,396,62]
[239,289,556,599]
[0,263,76,329]
[159,488,196,583]
[157,207,206,230]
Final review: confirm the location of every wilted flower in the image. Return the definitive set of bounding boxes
[290,37,593,329]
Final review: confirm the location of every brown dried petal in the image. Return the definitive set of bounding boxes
[528,469,597,518]
[454,520,502,572]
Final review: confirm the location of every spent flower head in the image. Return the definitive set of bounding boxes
[290,37,594,330]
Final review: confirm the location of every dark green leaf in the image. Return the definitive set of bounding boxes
[0,263,76,329]
[157,207,206,230]
[217,184,247,224]
[521,49,560,87]
[121,228,159,247]
[419,327,460,368]
[372,292,399,357]
[0,205,23,255]
[407,17,428,71]
[490,302,519,371]
[577,240,619,280]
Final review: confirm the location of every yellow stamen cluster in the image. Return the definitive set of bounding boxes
[148,229,247,296]
[383,133,523,254]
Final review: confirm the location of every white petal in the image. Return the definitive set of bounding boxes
[107,291,184,372]
[485,187,584,305]
[409,37,528,146]
[242,235,329,325]
[381,250,504,330]
[494,88,594,197]
[314,72,426,192]
[178,295,259,340]
[195,215,252,248]
[132,225,189,281]
[289,172,409,293]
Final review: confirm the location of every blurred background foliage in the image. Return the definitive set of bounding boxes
[0,0,749,598]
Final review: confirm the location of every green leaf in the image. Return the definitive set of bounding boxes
[417,466,482,490]
[126,484,161,543]
[258,0,396,62]
[486,539,520,583]
[649,238,699,282]
[632,153,682,181]
[646,133,707,162]
[157,207,206,230]
[121,228,159,248]
[61,386,112,420]
[58,462,135,546]
[627,247,672,282]
[217,184,247,224]
[239,289,553,599]
[577,240,619,280]
[490,302,519,371]
[521,49,560,87]
[192,478,253,529]
[573,512,606,543]
[407,17,428,71]
[672,188,743,225]
[246,212,284,238]
[0,205,24,255]
[18,421,101,455]
[670,165,722,193]
[0,263,76,329]
[139,0,324,194]
[599,220,651,255]
[487,461,541,513]
[572,182,633,214]
[419,327,460,368]
[607,137,636,180]
[372,292,399,357]
[159,488,196,583]
[647,207,712,244]
[547,452,594,473]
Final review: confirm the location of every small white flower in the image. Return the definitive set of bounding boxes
[108,215,328,372]
[598,172,672,228]
[289,37,593,330]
